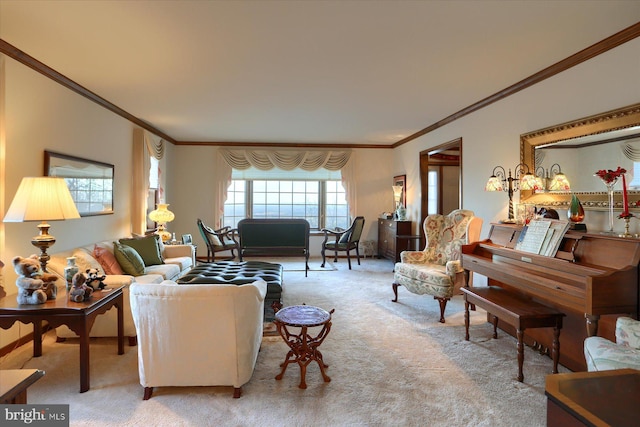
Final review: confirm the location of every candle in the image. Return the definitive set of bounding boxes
[622,173,629,215]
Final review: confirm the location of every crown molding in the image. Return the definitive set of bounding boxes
[0,38,177,144]
[393,21,640,148]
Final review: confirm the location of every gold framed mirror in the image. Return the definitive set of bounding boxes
[520,102,640,210]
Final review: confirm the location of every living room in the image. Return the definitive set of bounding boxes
[1,1,640,426]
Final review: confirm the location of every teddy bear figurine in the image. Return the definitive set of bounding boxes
[69,272,93,302]
[84,268,107,290]
[12,255,58,304]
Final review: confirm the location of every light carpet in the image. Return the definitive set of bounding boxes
[241,256,337,271]
[0,257,569,426]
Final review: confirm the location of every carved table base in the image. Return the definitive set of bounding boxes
[274,304,333,389]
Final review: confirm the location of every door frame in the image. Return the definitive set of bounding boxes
[419,138,462,231]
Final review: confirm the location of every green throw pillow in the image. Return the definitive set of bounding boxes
[113,242,146,276]
[119,235,163,266]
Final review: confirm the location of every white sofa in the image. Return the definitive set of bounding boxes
[130,279,266,399]
[48,239,195,344]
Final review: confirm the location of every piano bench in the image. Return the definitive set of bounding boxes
[461,286,565,382]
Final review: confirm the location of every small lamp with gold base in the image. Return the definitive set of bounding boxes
[3,177,80,272]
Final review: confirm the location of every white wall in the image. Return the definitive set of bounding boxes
[395,37,640,239]
[0,55,141,345]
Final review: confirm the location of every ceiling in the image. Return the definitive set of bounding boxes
[1,1,640,147]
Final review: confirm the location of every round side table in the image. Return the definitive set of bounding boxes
[274,304,334,389]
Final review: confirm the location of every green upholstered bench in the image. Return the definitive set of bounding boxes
[237,218,310,276]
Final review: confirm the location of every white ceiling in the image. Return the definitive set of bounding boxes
[1,1,640,146]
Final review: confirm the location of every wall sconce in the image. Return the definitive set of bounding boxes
[535,163,571,192]
[3,177,80,271]
[148,203,175,242]
[485,164,533,223]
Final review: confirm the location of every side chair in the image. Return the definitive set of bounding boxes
[196,218,239,262]
[321,216,365,269]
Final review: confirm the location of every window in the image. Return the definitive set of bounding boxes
[223,179,349,230]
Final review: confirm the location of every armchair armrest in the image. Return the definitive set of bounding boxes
[445,260,463,277]
[217,228,239,248]
[320,227,346,245]
[400,251,427,264]
[616,317,640,349]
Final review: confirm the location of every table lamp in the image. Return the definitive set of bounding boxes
[148,203,175,242]
[3,177,80,272]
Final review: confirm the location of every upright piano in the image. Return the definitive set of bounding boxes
[462,223,640,371]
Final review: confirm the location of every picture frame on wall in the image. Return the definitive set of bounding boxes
[44,151,114,216]
[393,174,406,207]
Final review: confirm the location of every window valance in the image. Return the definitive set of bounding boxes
[219,149,351,171]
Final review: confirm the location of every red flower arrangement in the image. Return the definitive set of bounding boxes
[594,167,627,184]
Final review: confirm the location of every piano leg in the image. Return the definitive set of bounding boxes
[464,300,470,341]
[585,314,600,337]
[491,315,499,339]
[552,326,561,374]
[517,329,525,382]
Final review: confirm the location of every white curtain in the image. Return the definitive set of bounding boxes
[212,150,232,229]
[132,129,165,235]
[219,149,351,171]
[216,148,355,220]
[621,140,640,161]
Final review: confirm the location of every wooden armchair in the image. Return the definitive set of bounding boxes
[196,218,239,262]
[320,216,365,269]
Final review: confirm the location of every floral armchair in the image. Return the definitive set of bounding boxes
[392,209,482,323]
[584,316,640,371]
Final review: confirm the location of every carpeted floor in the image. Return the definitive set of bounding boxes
[0,257,568,426]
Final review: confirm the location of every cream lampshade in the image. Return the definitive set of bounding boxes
[392,185,403,208]
[148,203,175,242]
[3,177,80,271]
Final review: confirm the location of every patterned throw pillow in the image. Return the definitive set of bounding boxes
[113,242,146,276]
[93,244,125,275]
[119,235,163,266]
[72,249,105,276]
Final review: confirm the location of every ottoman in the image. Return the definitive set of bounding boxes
[176,261,284,321]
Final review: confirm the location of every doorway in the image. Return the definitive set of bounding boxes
[419,138,462,228]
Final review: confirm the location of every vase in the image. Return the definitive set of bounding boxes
[63,256,79,292]
[567,194,586,230]
[595,176,618,234]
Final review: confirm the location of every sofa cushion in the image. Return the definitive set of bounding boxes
[119,235,163,266]
[72,248,105,276]
[93,244,125,275]
[113,242,146,276]
[144,263,181,281]
[164,256,192,272]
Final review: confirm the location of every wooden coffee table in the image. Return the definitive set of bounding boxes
[0,286,125,393]
[274,304,333,389]
[546,368,640,426]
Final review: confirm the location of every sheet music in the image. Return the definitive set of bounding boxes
[518,220,551,254]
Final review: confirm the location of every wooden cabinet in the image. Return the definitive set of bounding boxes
[377,219,412,262]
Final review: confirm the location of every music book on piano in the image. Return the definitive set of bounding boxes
[515,219,570,257]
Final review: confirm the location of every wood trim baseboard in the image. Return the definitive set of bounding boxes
[0,325,51,358]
